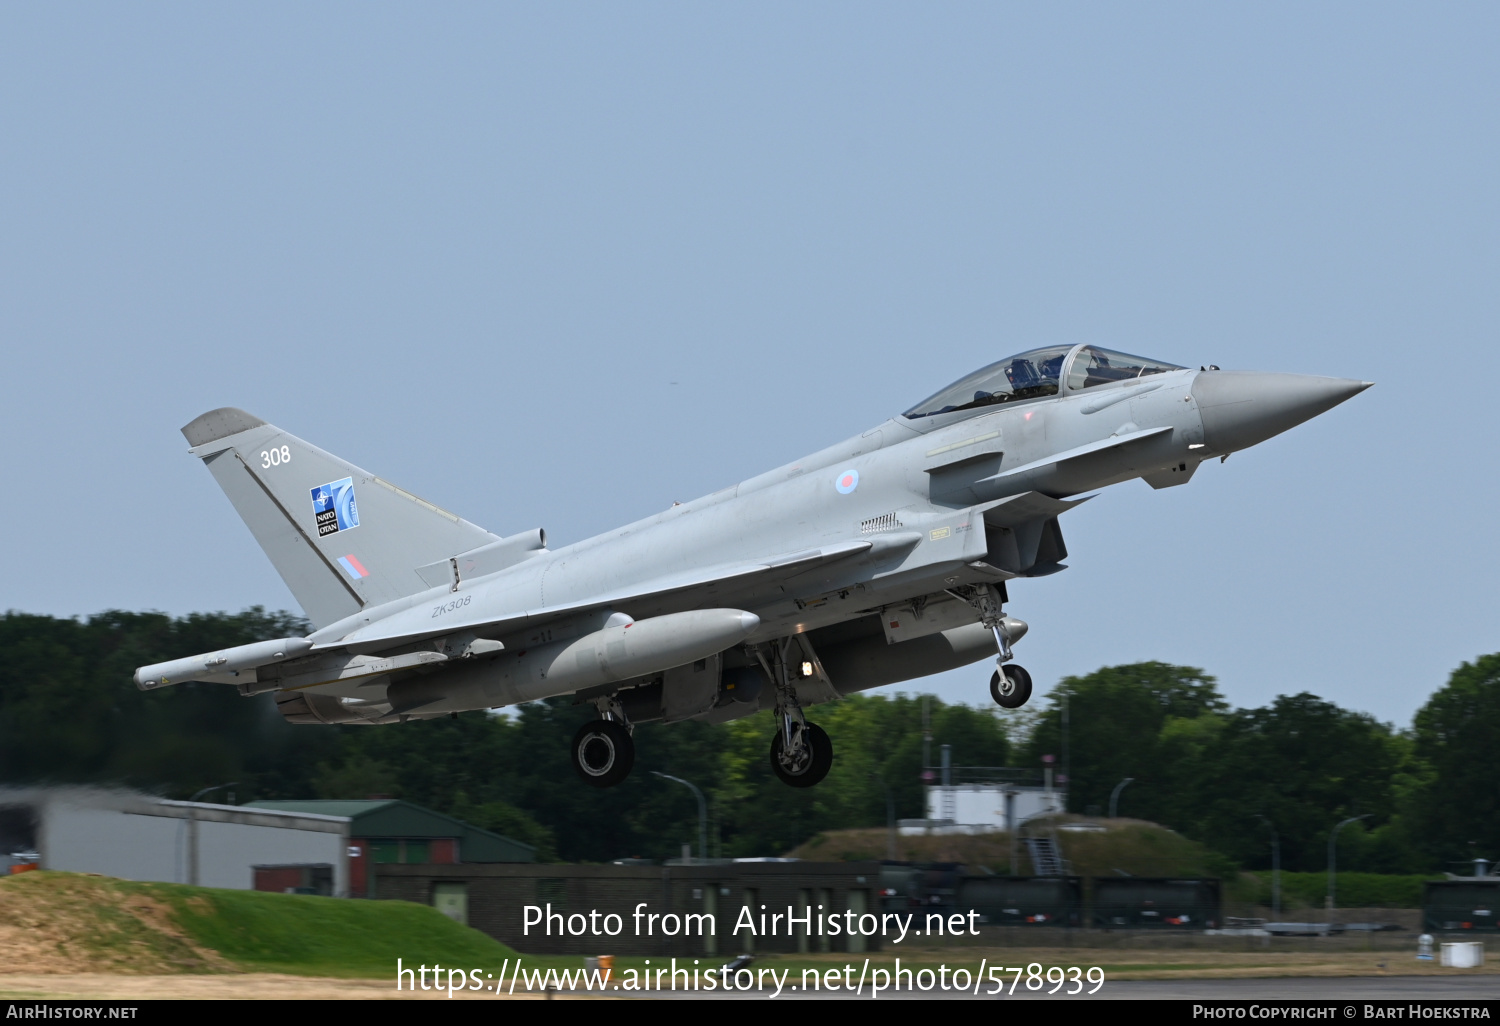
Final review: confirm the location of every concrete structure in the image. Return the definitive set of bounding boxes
[1424,879,1500,933]
[900,783,1065,835]
[1092,877,1223,930]
[246,799,534,898]
[373,860,883,956]
[0,787,349,895]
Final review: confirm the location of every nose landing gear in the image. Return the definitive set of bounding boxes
[990,664,1033,709]
[949,583,1034,709]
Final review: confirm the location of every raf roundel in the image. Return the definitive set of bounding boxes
[834,468,859,495]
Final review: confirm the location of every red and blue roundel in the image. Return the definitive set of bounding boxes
[835,468,859,494]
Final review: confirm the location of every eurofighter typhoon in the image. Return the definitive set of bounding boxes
[138,347,1369,787]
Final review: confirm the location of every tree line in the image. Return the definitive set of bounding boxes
[0,608,1494,871]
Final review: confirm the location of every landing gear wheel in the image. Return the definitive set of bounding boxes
[571,720,635,787]
[770,722,833,788]
[990,665,1033,709]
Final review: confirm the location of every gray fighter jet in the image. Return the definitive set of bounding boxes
[137,346,1369,788]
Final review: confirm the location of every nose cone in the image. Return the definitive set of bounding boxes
[1192,371,1371,454]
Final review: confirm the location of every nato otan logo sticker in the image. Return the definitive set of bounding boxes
[834,468,859,494]
[311,478,360,536]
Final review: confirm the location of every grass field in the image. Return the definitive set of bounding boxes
[0,870,516,977]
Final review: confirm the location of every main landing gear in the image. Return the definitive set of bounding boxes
[951,582,1034,710]
[771,721,833,788]
[572,695,635,788]
[570,637,839,790]
[759,638,834,788]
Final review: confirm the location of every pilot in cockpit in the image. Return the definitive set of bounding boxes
[906,344,1183,419]
[1006,352,1067,391]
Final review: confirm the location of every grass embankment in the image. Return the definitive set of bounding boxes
[0,871,515,977]
[788,821,1442,914]
[790,818,1224,878]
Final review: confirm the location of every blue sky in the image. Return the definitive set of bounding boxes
[1,3,1495,725]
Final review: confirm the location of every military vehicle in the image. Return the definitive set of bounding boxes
[136,346,1369,787]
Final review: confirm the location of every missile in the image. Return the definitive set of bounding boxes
[135,637,314,690]
[382,607,761,717]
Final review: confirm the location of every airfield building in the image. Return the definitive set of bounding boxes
[245,799,535,898]
[0,787,350,895]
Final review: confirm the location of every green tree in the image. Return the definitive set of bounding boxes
[1020,662,1226,821]
[448,792,558,862]
[0,608,333,800]
[1408,654,1500,867]
[311,753,402,800]
[1184,693,1403,870]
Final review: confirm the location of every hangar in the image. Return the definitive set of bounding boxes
[0,787,349,894]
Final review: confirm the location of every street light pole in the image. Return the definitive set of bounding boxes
[1256,815,1280,918]
[1108,777,1135,820]
[184,782,237,887]
[1327,814,1370,920]
[1061,692,1070,813]
[871,773,897,861]
[652,772,707,864]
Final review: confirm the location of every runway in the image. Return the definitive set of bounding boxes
[633,974,1500,1000]
[1026,976,1500,1000]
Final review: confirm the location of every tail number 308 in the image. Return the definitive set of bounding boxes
[260,446,291,468]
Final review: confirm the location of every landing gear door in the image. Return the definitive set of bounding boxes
[791,634,842,705]
[661,654,721,723]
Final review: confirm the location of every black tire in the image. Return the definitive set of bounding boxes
[990,664,1033,708]
[769,722,833,788]
[571,720,635,787]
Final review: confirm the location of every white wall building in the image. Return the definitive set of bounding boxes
[900,784,1066,835]
[0,788,350,895]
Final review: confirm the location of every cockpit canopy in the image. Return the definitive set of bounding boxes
[903,345,1185,419]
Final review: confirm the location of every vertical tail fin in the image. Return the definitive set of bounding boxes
[182,408,501,628]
